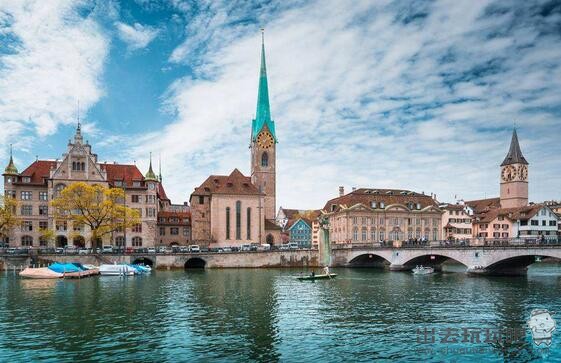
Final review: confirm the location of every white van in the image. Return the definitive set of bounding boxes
[259,244,271,251]
[189,245,200,253]
[101,245,113,253]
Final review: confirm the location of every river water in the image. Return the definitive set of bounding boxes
[1,264,560,362]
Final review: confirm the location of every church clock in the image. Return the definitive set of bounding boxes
[518,165,528,181]
[501,165,517,182]
[256,131,274,149]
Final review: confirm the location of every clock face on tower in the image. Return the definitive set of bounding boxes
[256,131,274,149]
[518,165,528,181]
[501,165,517,182]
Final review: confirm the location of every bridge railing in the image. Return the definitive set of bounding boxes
[332,237,561,250]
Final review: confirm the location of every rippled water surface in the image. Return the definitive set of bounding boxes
[1,264,561,362]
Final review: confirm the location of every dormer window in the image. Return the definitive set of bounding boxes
[386,191,393,195]
[371,201,377,208]
[22,177,30,183]
[227,182,233,187]
[416,203,421,210]
[331,204,337,212]
[115,181,123,187]
[132,181,141,187]
[380,202,385,209]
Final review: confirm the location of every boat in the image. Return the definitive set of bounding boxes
[412,265,434,275]
[99,264,136,276]
[297,273,337,281]
[19,267,63,279]
[129,264,151,274]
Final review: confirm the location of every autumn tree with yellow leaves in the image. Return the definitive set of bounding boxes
[51,182,140,249]
[0,195,19,244]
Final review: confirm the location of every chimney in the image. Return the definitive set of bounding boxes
[339,186,344,196]
[352,187,356,192]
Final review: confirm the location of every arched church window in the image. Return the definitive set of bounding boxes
[247,207,251,240]
[261,152,268,167]
[235,201,241,240]
[226,207,231,240]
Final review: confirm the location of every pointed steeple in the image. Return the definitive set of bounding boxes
[145,152,158,181]
[74,121,83,144]
[4,144,18,175]
[158,153,162,182]
[252,29,276,142]
[501,128,528,166]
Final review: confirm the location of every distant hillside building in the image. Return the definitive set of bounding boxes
[321,187,443,245]
[2,125,187,248]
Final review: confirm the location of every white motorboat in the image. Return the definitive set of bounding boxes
[99,264,136,276]
[412,265,435,275]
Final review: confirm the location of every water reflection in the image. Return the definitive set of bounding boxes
[0,266,560,362]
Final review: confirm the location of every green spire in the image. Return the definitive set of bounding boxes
[252,29,276,141]
[4,144,18,175]
[145,152,158,181]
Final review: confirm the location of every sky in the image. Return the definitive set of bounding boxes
[0,0,560,209]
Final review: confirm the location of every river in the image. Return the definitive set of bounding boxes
[1,264,560,362]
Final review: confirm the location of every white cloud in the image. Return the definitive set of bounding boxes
[136,0,561,208]
[115,21,159,51]
[0,0,109,153]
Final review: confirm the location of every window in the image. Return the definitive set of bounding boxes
[380,202,385,209]
[531,220,538,226]
[132,224,142,233]
[55,184,65,197]
[370,228,376,241]
[39,192,48,201]
[379,217,385,225]
[379,231,385,240]
[160,227,165,235]
[5,190,16,199]
[115,236,125,247]
[39,221,48,230]
[21,235,33,247]
[261,152,269,167]
[146,208,156,217]
[39,237,47,247]
[549,220,557,226]
[235,201,241,240]
[39,205,48,215]
[21,191,32,200]
[361,227,367,241]
[132,195,140,203]
[247,207,251,240]
[56,221,67,231]
[170,228,179,235]
[146,195,156,203]
[133,181,141,187]
[132,237,142,247]
[115,181,123,187]
[21,221,33,232]
[72,161,85,171]
[226,207,231,239]
[22,177,31,183]
[353,227,358,241]
[199,196,204,204]
[21,205,32,216]
[371,201,377,208]
[183,227,190,237]
[542,220,546,226]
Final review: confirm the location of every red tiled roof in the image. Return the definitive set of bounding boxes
[465,197,501,214]
[265,219,282,230]
[323,188,439,213]
[440,203,466,211]
[157,183,169,201]
[192,169,261,196]
[102,164,144,187]
[19,160,56,184]
[475,204,543,224]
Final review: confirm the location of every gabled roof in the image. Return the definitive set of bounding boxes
[102,164,144,187]
[287,218,311,231]
[18,160,57,184]
[323,188,439,213]
[475,204,545,223]
[265,219,282,231]
[157,183,169,201]
[465,197,501,214]
[192,169,262,196]
[501,128,528,166]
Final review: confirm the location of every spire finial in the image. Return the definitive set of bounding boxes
[158,153,162,182]
[145,151,158,181]
[261,28,264,45]
[4,143,18,175]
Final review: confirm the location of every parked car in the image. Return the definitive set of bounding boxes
[125,247,135,254]
[259,243,271,251]
[78,248,89,255]
[102,245,113,254]
[157,246,167,254]
[241,244,251,252]
[189,245,200,253]
[65,246,77,254]
[289,243,299,250]
[55,247,65,254]
[280,244,290,250]
[147,247,157,254]
[6,248,17,254]
[250,243,260,251]
[179,246,189,253]
[222,247,232,252]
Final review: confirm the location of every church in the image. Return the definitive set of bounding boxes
[189,32,282,248]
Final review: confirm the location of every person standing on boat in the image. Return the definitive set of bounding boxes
[323,266,330,275]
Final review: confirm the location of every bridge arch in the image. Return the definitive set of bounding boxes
[348,253,391,268]
[482,250,561,275]
[184,257,206,269]
[132,257,154,267]
[401,253,469,271]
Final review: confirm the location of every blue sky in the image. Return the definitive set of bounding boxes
[1,0,560,209]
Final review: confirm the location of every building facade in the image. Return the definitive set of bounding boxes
[288,219,312,248]
[440,203,473,241]
[2,125,185,248]
[322,187,443,245]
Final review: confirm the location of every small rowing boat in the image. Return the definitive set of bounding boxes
[297,273,337,281]
[412,265,434,275]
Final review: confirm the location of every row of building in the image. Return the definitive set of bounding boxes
[2,33,559,249]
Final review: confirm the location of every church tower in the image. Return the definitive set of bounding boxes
[500,128,529,208]
[250,30,277,221]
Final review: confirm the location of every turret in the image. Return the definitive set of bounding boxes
[145,152,159,182]
[4,144,18,175]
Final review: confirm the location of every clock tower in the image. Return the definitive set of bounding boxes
[500,128,529,208]
[250,30,277,221]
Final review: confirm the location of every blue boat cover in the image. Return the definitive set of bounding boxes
[48,262,81,273]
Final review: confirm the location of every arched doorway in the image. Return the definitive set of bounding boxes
[266,234,274,245]
[184,258,206,269]
[56,235,68,248]
[73,236,85,248]
[132,257,154,267]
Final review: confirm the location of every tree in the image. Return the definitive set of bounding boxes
[51,182,141,249]
[0,195,19,244]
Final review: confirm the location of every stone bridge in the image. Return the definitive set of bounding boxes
[0,250,320,270]
[331,246,561,275]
